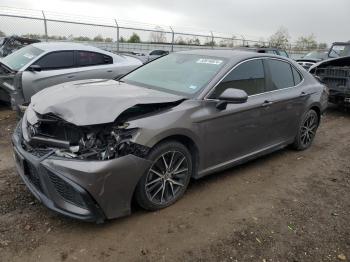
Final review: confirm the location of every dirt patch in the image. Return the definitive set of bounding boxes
[0,104,349,262]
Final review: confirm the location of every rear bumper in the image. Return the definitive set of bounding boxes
[12,121,152,222]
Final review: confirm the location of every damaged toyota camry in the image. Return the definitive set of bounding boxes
[12,50,328,222]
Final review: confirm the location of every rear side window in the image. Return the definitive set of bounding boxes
[36,51,74,70]
[266,59,294,91]
[77,51,113,66]
[292,67,303,85]
[213,59,265,97]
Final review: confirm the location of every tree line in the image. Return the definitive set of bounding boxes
[0,27,331,50]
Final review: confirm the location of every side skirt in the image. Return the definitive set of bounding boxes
[195,140,293,179]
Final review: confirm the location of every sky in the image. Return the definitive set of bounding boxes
[0,0,349,44]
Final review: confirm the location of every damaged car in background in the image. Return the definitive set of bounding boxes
[296,50,328,70]
[12,50,328,222]
[309,42,350,107]
[0,35,40,57]
[0,42,142,111]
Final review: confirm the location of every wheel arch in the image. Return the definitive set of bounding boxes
[309,104,321,125]
[151,134,200,178]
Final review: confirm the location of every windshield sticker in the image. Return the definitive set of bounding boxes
[188,85,198,90]
[196,58,223,65]
[23,53,35,59]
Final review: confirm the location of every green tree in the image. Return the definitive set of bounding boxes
[93,35,104,42]
[119,36,126,43]
[0,30,5,37]
[21,33,41,40]
[104,37,113,42]
[269,27,290,49]
[74,36,91,41]
[128,33,141,43]
[318,42,328,49]
[193,38,200,45]
[176,36,186,45]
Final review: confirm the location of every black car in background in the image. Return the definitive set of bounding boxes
[296,51,328,70]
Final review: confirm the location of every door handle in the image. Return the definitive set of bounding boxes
[67,75,75,79]
[107,70,113,73]
[300,91,308,97]
[262,100,274,107]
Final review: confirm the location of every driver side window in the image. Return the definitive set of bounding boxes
[211,59,265,98]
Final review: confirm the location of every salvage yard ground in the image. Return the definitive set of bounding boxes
[0,103,349,262]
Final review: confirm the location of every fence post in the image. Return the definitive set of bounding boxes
[114,19,119,53]
[241,35,245,47]
[210,31,214,49]
[42,10,48,42]
[170,26,174,52]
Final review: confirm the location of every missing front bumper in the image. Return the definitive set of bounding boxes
[12,122,152,222]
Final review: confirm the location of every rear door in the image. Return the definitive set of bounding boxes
[72,50,118,80]
[262,58,305,144]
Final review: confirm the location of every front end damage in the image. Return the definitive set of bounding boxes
[310,56,350,107]
[11,80,185,221]
[12,106,165,221]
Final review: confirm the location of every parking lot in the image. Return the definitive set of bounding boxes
[0,102,348,262]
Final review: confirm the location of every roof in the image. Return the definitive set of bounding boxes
[31,42,107,53]
[177,49,280,60]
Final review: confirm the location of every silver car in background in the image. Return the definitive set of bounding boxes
[0,42,143,110]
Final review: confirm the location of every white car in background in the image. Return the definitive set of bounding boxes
[0,42,143,110]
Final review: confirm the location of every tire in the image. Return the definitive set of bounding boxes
[292,109,319,151]
[135,141,193,211]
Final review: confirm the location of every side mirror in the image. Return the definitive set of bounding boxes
[216,88,248,110]
[28,64,41,72]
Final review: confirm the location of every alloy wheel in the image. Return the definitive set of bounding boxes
[300,112,318,147]
[145,151,189,205]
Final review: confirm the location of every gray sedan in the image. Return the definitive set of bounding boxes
[12,50,328,222]
[0,42,142,110]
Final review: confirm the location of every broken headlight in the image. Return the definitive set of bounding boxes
[55,124,149,160]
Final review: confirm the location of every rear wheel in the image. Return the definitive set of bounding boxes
[135,141,192,211]
[292,109,319,150]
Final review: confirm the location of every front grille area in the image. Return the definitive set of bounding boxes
[317,67,350,90]
[24,161,43,192]
[48,172,87,208]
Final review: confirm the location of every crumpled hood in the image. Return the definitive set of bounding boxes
[30,79,184,126]
[309,56,350,73]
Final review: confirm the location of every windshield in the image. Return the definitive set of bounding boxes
[123,53,227,96]
[303,51,328,60]
[1,45,44,71]
[329,44,350,58]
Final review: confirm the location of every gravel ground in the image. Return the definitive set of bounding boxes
[0,103,349,262]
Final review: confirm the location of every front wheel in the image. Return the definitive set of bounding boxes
[292,109,319,150]
[135,141,192,211]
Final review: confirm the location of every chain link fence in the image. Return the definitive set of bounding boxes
[0,6,315,58]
